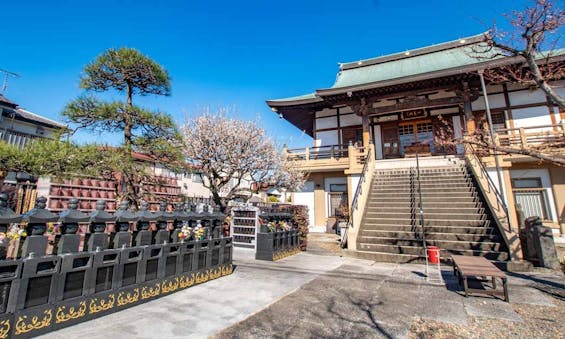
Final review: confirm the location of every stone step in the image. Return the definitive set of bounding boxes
[364,212,487,221]
[372,180,472,188]
[365,206,484,214]
[371,186,475,194]
[358,230,501,242]
[371,188,476,199]
[369,196,478,204]
[367,203,484,213]
[363,218,490,227]
[357,236,502,251]
[361,224,494,233]
[374,173,468,181]
[355,244,509,261]
[374,174,469,181]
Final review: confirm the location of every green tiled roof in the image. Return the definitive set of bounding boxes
[332,43,496,89]
[332,43,565,90]
[267,33,565,105]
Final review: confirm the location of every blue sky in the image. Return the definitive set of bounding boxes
[1,0,533,148]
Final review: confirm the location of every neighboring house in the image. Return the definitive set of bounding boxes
[267,33,564,262]
[0,94,65,148]
[1,94,65,212]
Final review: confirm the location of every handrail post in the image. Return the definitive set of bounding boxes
[305,147,310,162]
[348,141,356,169]
[519,128,527,149]
[415,152,426,251]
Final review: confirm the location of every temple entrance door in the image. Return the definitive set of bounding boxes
[398,119,435,156]
[381,123,400,158]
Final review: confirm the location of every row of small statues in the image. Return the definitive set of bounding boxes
[0,194,226,260]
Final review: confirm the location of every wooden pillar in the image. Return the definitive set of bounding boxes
[362,114,370,146]
[462,82,476,134]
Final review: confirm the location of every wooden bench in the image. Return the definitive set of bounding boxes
[451,255,509,302]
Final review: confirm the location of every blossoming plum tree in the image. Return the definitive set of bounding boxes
[181,110,304,212]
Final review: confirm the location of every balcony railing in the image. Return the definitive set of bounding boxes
[495,123,565,150]
[285,144,349,161]
[283,143,368,172]
[0,129,41,149]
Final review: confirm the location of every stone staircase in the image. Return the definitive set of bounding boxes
[354,157,509,263]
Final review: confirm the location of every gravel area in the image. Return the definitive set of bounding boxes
[409,298,564,339]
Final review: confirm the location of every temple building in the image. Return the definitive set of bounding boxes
[267,33,564,263]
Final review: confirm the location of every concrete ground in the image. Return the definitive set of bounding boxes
[39,248,346,339]
[41,237,564,339]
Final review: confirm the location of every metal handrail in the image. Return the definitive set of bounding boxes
[465,143,511,231]
[415,152,427,250]
[348,148,372,229]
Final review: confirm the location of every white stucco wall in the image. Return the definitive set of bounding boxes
[511,107,553,131]
[293,181,315,231]
[373,125,383,159]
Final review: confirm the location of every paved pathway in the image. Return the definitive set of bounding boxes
[40,243,564,339]
[39,248,347,338]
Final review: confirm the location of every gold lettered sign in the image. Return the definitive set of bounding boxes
[161,277,179,294]
[55,301,87,323]
[179,274,196,288]
[0,319,10,339]
[141,283,161,299]
[89,294,115,314]
[402,109,427,120]
[14,309,52,335]
[117,288,140,306]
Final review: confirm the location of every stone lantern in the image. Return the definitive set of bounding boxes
[199,205,214,239]
[112,200,138,249]
[184,202,198,229]
[171,202,188,243]
[211,206,226,239]
[133,201,156,246]
[86,200,116,251]
[21,196,59,257]
[154,202,174,244]
[0,192,21,259]
[56,198,89,254]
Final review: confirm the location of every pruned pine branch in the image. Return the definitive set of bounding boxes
[62,48,181,207]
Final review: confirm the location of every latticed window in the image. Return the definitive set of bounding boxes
[512,178,550,221]
[398,124,414,135]
[491,111,506,131]
[416,123,433,133]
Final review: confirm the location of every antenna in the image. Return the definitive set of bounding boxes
[0,68,20,93]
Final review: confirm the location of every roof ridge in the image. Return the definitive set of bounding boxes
[15,107,66,128]
[338,32,487,71]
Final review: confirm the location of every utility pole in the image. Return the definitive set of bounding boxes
[0,68,20,93]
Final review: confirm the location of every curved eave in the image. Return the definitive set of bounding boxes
[266,96,323,108]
